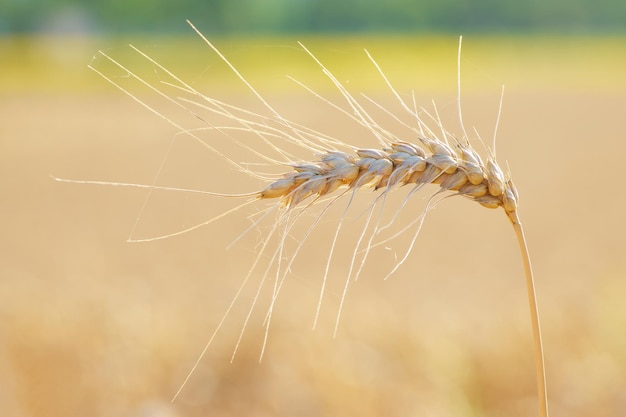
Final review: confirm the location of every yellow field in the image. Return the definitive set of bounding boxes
[1,34,625,416]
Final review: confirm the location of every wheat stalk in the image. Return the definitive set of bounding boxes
[57,20,548,416]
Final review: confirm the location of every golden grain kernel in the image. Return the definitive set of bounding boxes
[438,170,469,191]
[507,179,519,202]
[356,148,387,159]
[486,159,505,197]
[333,165,360,184]
[321,151,354,168]
[419,137,454,157]
[502,187,518,213]
[461,162,485,185]
[428,154,458,174]
[391,141,426,157]
[405,155,426,172]
[458,182,488,197]
[355,157,376,171]
[475,194,502,209]
[369,158,393,176]
[291,163,325,175]
[259,178,297,199]
[387,151,412,164]
[416,164,442,184]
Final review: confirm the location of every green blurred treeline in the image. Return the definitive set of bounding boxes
[3,0,626,34]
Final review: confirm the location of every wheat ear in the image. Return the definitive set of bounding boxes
[73,20,547,415]
[252,46,548,417]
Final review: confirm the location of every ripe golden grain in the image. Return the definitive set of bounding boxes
[257,139,519,215]
[57,20,549,417]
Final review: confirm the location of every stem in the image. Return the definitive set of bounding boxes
[508,211,548,417]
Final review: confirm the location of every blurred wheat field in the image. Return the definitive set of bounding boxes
[1,34,626,417]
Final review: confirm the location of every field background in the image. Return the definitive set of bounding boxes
[2,34,626,417]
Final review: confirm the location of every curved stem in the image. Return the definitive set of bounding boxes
[508,211,548,417]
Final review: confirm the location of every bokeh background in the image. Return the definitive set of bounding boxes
[3,0,626,34]
[2,2,626,417]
